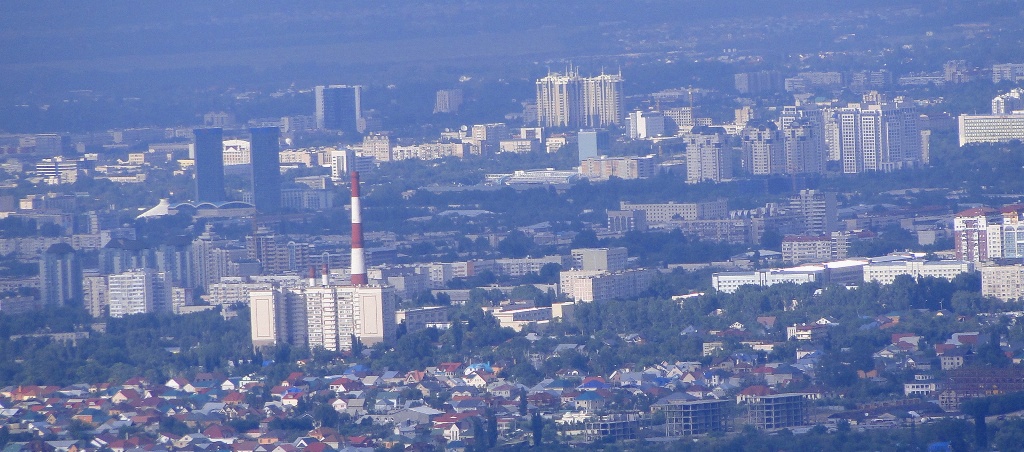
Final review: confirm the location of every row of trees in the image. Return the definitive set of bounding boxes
[0,306,256,386]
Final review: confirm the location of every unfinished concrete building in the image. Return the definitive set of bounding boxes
[747,393,810,430]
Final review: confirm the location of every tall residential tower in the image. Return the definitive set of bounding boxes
[536,69,623,128]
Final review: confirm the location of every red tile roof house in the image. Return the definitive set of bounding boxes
[736,385,775,404]
[436,363,463,378]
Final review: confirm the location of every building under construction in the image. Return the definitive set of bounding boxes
[939,367,1024,411]
[747,393,810,430]
[583,412,645,443]
[656,398,732,437]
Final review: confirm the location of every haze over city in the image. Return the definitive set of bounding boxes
[4,1,1024,451]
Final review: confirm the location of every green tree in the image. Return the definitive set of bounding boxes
[571,229,600,248]
[519,388,528,416]
[486,408,498,448]
[498,230,534,258]
[473,417,487,452]
[531,413,543,447]
[312,403,341,430]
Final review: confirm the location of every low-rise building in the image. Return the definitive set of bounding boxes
[712,268,821,294]
[781,232,850,264]
[396,306,451,333]
[619,200,728,223]
[903,382,937,396]
[862,259,974,285]
[560,268,657,302]
[786,324,828,341]
[959,113,1024,146]
[492,255,570,277]
[579,155,657,181]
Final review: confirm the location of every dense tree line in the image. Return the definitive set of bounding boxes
[0,306,257,386]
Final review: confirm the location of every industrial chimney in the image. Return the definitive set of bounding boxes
[350,171,368,285]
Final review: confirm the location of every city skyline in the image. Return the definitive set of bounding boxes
[4,2,1024,449]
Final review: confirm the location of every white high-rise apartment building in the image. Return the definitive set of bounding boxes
[190,229,236,292]
[471,123,511,155]
[250,288,309,349]
[685,128,731,184]
[107,269,171,318]
[789,190,839,235]
[250,283,397,352]
[82,273,108,318]
[778,105,829,173]
[536,70,583,128]
[741,122,784,175]
[982,264,1024,301]
[433,89,463,114]
[663,107,695,134]
[571,247,628,272]
[781,120,827,174]
[313,284,396,351]
[835,93,923,174]
[582,72,624,127]
[536,69,623,128]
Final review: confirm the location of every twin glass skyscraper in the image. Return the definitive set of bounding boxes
[193,127,281,213]
[193,128,226,203]
[249,127,281,213]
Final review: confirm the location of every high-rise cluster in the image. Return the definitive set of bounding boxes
[192,127,281,213]
[248,171,395,352]
[536,68,623,128]
[954,205,1024,262]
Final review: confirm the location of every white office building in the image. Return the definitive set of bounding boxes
[629,111,666,140]
[958,114,1024,146]
[862,260,974,285]
[712,268,822,294]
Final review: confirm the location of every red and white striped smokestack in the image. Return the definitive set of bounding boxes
[350,171,368,285]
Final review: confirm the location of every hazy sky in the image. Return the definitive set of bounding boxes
[1,0,1018,133]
